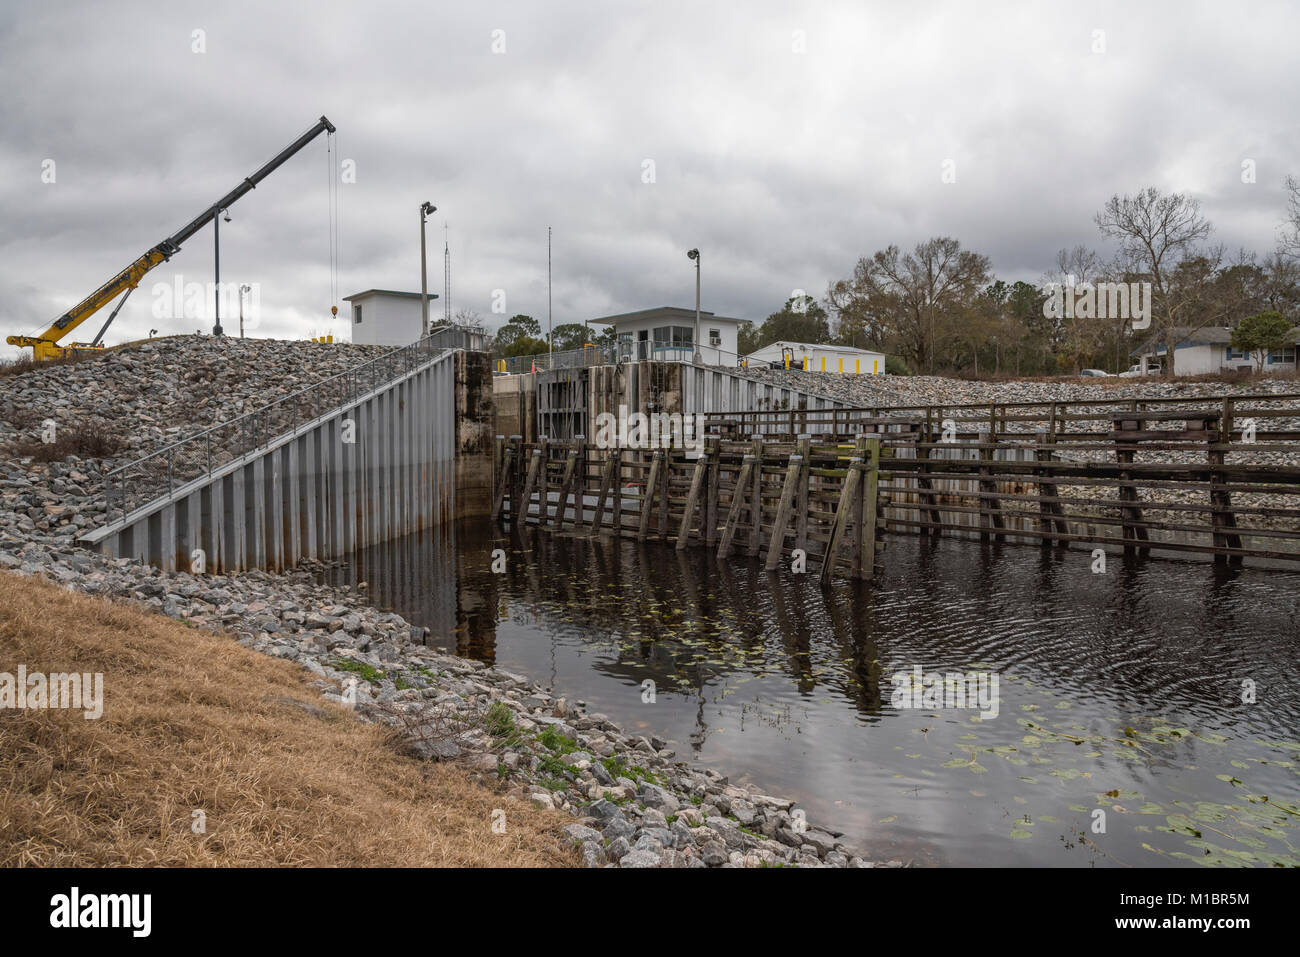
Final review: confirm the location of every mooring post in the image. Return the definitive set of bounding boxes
[748,434,764,556]
[508,435,524,523]
[537,436,552,526]
[589,448,616,537]
[704,437,720,545]
[979,408,1006,542]
[850,436,868,576]
[1209,401,1243,564]
[493,433,504,493]
[764,452,804,570]
[677,449,709,550]
[717,453,755,559]
[1112,412,1150,558]
[658,447,672,540]
[491,439,514,522]
[555,445,579,529]
[1033,430,1065,546]
[860,436,881,579]
[639,450,662,540]
[519,448,542,527]
[795,434,811,555]
[820,455,863,584]
[918,411,942,536]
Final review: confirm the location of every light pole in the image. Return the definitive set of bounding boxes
[239,283,250,339]
[420,201,436,338]
[687,247,701,363]
[212,208,230,336]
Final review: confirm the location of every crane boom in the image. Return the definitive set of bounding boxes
[8,115,336,361]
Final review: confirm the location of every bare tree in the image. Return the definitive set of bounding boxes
[826,237,992,374]
[1280,176,1300,261]
[1094,187,1213,375]
[1039,246,1108,373]
[1048,245,1103,287]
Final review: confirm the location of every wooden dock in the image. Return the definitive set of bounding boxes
[492,434,887,581]
[702,396,1300,566]
[492,393,1300,571]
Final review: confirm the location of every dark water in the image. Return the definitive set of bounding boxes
[324,520,1300,867]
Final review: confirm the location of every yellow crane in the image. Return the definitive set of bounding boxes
[9,115,336,361]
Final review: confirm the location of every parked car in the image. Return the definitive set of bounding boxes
[1118,363,1161,377]
[1079,368,1111,377]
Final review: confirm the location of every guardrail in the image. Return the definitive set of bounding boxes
[701,392,1300,442]
[496,340,756,375]
[102,326,488,523]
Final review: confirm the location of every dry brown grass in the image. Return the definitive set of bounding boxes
[0,572,578,867]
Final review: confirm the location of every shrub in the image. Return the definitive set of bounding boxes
[7,424,122,462]
[884,355,912,376]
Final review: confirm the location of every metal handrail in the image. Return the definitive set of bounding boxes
[496,339,756,375]
[102,326,490,522]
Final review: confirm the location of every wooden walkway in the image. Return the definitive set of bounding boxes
[492,435,886,581]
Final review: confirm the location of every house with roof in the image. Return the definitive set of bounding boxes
[745,340,886,374]
[590,306,750,365]
[1131,326,1299,375]
[342,289,440,346]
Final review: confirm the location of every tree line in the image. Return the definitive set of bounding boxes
[764,184,1300,376]
[489,182,1300,376]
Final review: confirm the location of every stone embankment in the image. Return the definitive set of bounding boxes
[734,366,1300,411]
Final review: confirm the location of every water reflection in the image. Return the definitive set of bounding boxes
[324,519,1300,867]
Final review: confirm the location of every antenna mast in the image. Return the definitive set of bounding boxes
[547,225,553,366]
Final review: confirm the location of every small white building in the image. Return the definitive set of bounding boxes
[745,340,886,374]
[590,306,750,365]
[1131,326,1299,376]
[342,289,440,347]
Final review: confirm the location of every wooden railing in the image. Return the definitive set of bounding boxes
[494,395,1300,570]
[492,435,886,581]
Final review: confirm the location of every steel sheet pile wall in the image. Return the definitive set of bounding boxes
[82,350,459,572]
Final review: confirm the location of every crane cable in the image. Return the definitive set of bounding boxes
[326,130,339,332]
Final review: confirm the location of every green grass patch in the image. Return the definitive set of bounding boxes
[328,658,386,684]
[536,726,579,755]
[485,702,524,748]
[600,755,663,787]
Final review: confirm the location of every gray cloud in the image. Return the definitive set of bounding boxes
[2,0,1298,355]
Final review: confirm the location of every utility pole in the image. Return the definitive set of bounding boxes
[239,283,250,338]
[687,248,701,363]
[420,201,435,338]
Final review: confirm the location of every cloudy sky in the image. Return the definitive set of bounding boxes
[2,0,1298,355]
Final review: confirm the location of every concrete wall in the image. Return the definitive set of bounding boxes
[454,350,495,517]
[82,348,461,573]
